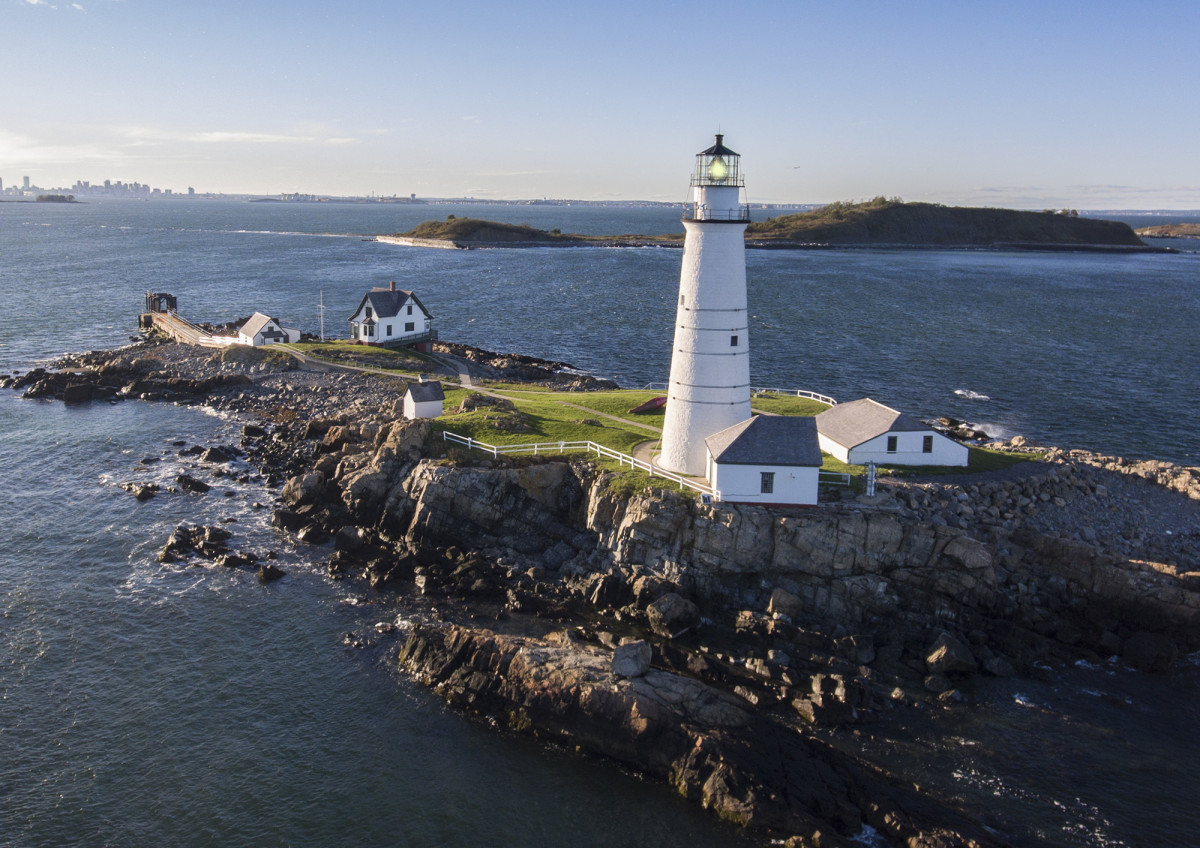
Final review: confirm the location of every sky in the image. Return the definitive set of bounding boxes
[3,0,1198,208]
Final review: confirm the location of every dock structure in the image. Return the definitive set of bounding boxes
[139,292,237,348]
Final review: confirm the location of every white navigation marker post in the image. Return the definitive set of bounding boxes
[659,134,752,476]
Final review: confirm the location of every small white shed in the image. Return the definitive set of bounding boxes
[403,381,444,420]
[704,415,822,506]
[815,398,968,467]
[237,312,301,347]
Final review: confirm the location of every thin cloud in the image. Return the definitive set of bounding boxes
[117,126,357,146]
[0,128,127,168]
[476,169,550,178]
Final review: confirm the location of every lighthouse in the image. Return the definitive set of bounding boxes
[658,134,752,476]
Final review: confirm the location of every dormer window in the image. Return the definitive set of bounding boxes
[365,306,372,319]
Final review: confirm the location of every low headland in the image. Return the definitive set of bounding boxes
[1135,223,1200,239]
[6,335,1200,847]
[378,198,1164,252]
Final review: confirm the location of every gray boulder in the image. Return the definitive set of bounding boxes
[925,632,978,675]
[611,640,652,678]
[646,592,700,638]
[281,471,327,507]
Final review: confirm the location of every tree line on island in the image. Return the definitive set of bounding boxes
[390,198,1151,249]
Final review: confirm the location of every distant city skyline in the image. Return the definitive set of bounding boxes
[4,1,1199,209]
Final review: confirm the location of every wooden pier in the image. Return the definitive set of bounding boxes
[139,291,237,348]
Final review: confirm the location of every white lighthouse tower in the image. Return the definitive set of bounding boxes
[658,134,752,476]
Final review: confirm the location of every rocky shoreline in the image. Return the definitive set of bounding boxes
[6,337,1200,847]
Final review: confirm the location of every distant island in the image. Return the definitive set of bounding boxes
[1135,223,1200,239]
[380,199,1159,252]
[383,215,678,248]
[35,194,78,203]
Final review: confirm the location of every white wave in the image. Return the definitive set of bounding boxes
[963,420,1013,441]
[954,389,991,401]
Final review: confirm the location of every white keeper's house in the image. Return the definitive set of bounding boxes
[704,415,823,506]
[349,282,436,350]
[237,312,301,347]
[815,398,969,467]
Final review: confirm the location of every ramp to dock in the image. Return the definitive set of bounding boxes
[142,311,238,348]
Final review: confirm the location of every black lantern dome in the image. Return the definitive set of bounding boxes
[692,134,743,187]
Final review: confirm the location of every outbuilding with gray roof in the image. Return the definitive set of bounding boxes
[815,397,967,466]
[703,415,822,505]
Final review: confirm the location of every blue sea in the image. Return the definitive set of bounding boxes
[2,198,1199,846]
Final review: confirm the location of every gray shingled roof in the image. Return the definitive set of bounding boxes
[239,312,280,339]
[405,381,444,403]
[815,398,928,450]
[350,287,433,322]
[705,415,822,467]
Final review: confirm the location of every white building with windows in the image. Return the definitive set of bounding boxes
[815,397,969,467]
[704,415,822,506]
[348,282,435,349]
[237,312,301,347]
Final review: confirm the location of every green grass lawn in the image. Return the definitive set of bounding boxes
[749,392,831,416]
[431,391,654,454]
[545,389,664,418]
[475,381,554,393]
[290,340,434,372]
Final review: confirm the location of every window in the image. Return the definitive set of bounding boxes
[730,335,738,347]
[405,322,415,332]
[365,306,372,319]
[886,435,898,453]
[923,435,934,453]
[760,471,774,494]
[366,324,374,338]
[386,325,392,336]
[351,325,358,339]
[679,294,685,306]
[407,304,413,315]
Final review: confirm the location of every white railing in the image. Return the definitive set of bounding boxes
[151,312,238,348]
[441,431,720,499]
[639,383,837,406]
[819,471,852,486]
[752,387,838,406]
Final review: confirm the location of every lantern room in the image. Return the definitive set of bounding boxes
[685,134,749,223]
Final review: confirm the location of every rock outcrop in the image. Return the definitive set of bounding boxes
[398,623,1003,847]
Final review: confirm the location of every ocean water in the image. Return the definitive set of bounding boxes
[2,198,1199,846]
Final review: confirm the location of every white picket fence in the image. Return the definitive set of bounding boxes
[441,431,720,499]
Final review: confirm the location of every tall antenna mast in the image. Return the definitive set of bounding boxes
[318,290,326,341]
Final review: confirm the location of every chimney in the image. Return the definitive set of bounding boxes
[390,280,396,292]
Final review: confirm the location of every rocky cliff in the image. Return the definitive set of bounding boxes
[251,405,1199,845]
